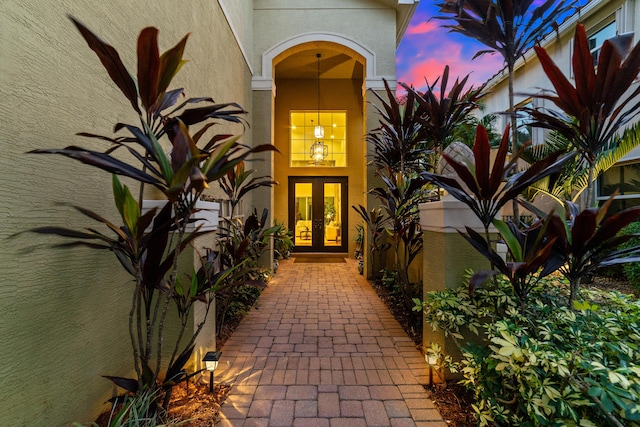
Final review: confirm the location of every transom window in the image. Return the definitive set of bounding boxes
[290,111,347,167]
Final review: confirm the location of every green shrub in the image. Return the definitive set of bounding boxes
[622,221,640,289]
[216,281,264,334]
[421,270,640,426]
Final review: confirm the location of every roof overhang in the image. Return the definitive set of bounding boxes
[395,0,420,47]
[376,0,420,47]
[485,0,603,90]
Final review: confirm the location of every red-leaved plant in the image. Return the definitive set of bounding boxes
[27,17,277,417]
[526,23,640,208]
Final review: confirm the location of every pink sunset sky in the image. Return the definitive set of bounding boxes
[396,1,581,91]
[397,3,505,91]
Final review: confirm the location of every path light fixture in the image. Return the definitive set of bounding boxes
[425,353,438,386]
[310,53,328,164]
[202,351,222,393]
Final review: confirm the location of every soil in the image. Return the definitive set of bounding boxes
[584,274,640,298]
[165,382,231,426]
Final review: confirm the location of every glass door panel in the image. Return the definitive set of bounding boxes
[293,182,313,247]
[323,182,342,248]
[289,177,348,253]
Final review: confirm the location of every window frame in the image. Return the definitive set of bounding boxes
[587,18,617,66]
[289,110,348,168]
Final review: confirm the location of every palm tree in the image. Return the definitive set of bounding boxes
[401,65,487,171]
[435,0,578,219]
[526,123,640,204]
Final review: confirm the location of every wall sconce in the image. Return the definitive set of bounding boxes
[202,351,222,393]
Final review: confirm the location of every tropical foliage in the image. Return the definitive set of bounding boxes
[28,17,276,419]
[526,23,640,208]
[435,0,579,219]
[414,16,640,426]
[422,124,573,237]
[369,170,428,312]
[527,196,640,306]
[367,79,432,174]
[359,66,486,314]
[219,161,277,217]
[422,273,640,427]
[401,65,487,154]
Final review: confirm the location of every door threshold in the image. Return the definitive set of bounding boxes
[292,253,349,257]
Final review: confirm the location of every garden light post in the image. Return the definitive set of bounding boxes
[202,351,222,393]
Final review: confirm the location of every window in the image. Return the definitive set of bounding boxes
[588,20,616,66]
[515,100,534,147]
[597,162,640,212]
[290,111,347,167]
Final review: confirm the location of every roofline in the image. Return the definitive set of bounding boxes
[484,0,602,90]
[396,0,420,47]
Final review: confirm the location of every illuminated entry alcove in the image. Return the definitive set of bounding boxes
[290,111,347,167]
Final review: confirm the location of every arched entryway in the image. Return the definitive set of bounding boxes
[270,40,368,254]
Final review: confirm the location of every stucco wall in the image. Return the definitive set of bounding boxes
[0,0,251,424]
[219,0,254,72]
[253,0,397,79]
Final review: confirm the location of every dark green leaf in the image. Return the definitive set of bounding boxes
[69,16,140,114]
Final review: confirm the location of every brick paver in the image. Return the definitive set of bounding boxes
[217,258,446,426]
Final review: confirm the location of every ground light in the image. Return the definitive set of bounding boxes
[202,351,222,393]
[425,353,439,386]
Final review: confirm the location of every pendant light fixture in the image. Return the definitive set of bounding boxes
[310,53,328,164]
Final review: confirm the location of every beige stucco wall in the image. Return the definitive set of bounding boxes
[219,0,254,70]
[253,0,397,80]
[253,0,402,264]
[272,78,366,256]
[0,0,252,424]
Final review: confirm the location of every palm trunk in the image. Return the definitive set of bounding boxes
[508,63,520,223]
[569,276,581,309]
[584,160,596,210]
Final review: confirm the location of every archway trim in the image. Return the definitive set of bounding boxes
[252,31,395,91]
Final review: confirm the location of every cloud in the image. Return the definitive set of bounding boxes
[405,21,438,36]
[397,5,505,94]
[397,37,504,94]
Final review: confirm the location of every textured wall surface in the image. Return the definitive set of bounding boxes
[421,230,490,366]
[253,0,397,78]
[0,0,251,424]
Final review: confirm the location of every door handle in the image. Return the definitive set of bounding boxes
[313,219,323,229]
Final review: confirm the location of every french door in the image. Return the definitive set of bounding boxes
[288,177,348,253]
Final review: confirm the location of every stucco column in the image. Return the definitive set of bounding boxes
[364,88,387,279]
[419,196,494,380]
[252,87,275,270]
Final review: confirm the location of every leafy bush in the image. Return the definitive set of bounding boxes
[219,284,262,325]
[272,220,294,260]
[621,221,640,289]
[421,271,640,426]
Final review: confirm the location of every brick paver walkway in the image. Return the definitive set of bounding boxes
[216,257,446,426]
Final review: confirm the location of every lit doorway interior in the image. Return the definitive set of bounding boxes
[289,177,348,253]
